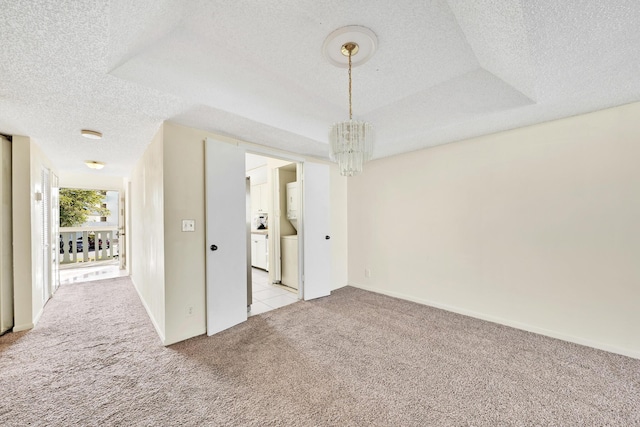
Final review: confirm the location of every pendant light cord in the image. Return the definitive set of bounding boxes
[348,49,353,120]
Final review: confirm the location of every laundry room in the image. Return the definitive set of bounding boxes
[245,153,300,316]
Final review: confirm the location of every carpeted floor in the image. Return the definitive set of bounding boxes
[1,277,639,426]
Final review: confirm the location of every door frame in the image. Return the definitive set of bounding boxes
[242,147,332,302]
[50,173,60,294]
[243,148,305,299]
[206,141,332,335]
[41,167,51,303]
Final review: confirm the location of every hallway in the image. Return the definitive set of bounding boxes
[59,262,297,317]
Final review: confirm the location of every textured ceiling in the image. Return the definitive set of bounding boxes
[1,0,639,177]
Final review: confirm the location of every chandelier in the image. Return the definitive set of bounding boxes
[324,26,377,177]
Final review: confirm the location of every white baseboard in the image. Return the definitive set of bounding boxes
[12,322,34,332]
[13,306,45,332]
[32,306,43,326]
[349,282,639,360]
[130,277,165,344]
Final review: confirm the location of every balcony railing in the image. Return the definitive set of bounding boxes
[59,227,118,264]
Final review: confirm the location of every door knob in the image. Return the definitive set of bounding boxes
[210,244,218,251]
[325,235,330,240]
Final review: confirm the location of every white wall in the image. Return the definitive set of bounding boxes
[11,136,56,331]
[348,102,640,359]
[129,126,166,341]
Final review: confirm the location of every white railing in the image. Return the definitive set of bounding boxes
[59,226,118,264]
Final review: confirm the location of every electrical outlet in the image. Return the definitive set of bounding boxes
[365,268,371,278]
[182,219,195,232]
[186,306,194,317]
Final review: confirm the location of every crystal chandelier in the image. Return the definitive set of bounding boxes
[327,31,376,176]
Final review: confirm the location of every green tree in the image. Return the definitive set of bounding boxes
[59,188,110,227]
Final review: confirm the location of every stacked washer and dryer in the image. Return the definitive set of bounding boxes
[281,182,299,290]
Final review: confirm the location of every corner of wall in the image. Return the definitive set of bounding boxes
[129,125,166,340]
[10,135,57,331]
[162,121,207,345]
[346,103,640,358]
[0,135,14,333]
[11,135,34,329]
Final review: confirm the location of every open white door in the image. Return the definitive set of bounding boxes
[205,137,247,335]
[301,162,331,300]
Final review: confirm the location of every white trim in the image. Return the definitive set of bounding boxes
[349,281,640,360]
[130,277,166,344]
[12,322,34,332]
[32,305,44,326]
[59,226,118,232]
[243,145,306,164]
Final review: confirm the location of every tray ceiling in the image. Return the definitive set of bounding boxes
[1,0,639,175]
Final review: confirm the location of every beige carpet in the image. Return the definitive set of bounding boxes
[1,277,638,426]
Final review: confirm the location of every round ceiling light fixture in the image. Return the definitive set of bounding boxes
[81,129,102,139]
[322,25,377,68]
[84,160,105,170]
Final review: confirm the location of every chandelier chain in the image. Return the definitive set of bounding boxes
[348,48,353,120]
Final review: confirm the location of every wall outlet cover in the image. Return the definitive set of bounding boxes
[182,219,195,232]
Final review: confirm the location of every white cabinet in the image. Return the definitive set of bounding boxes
[286,182,298,218]
[251,183,269,214]
[251,233,268,271]
[281,235,299,290]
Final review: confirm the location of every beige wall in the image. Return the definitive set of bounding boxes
[265,157,296,285]
[11,136,56,331]
[0,136,13,333]
[157,121,348,345]
[330,170,348,289]
[129,127,166,341]
[11,136,32,330]
[348,102,640,358]
[58,172,125,192]
[162,122,207,344]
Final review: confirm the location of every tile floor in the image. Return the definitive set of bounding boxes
[59,262,297,316]
[59,260,127,285]
[249,268,299,316]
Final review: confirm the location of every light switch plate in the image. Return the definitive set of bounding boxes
[182,219,195,232]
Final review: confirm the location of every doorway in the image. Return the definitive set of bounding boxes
[245,153,299,316]
[54,187,123,270]
[205,137,331,336]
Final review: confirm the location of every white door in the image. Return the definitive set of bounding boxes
[205,137,248,335]
[119,192,126,271]
[301,162,331,300]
